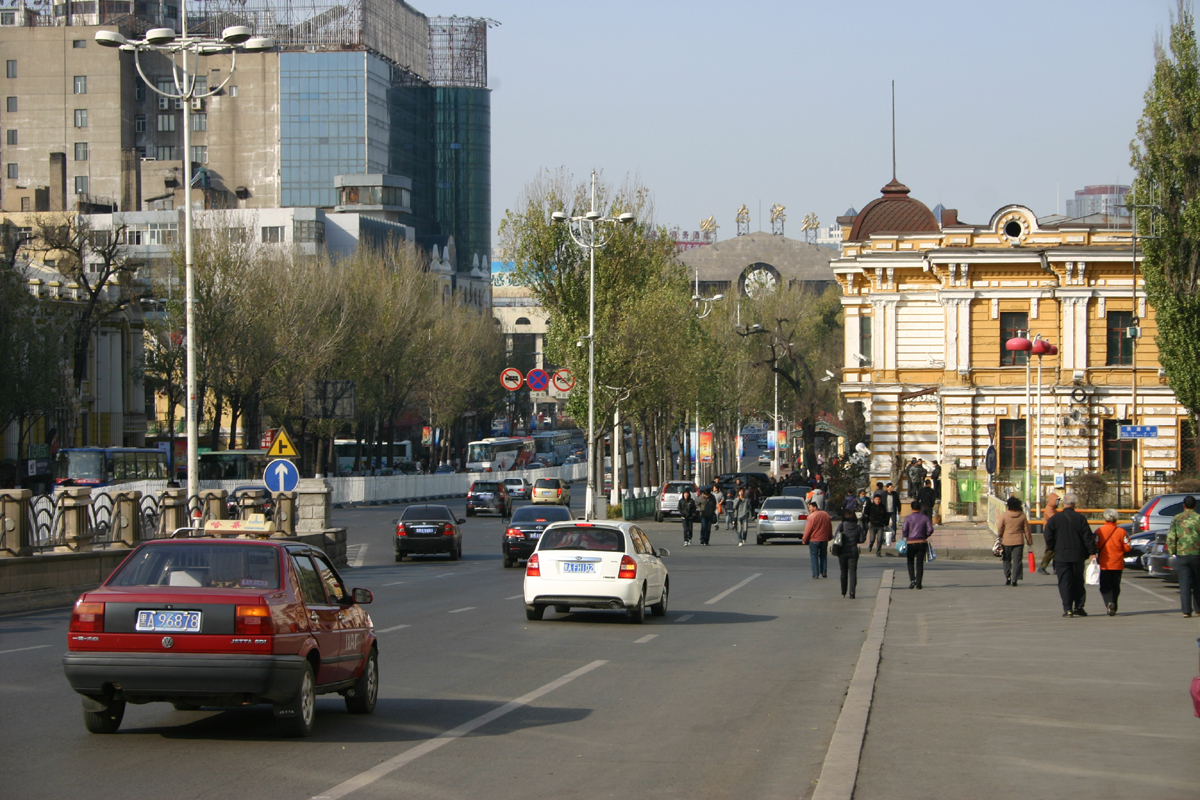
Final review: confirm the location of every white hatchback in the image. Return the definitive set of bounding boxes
[523,521,670,623]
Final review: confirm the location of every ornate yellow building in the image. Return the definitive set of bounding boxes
[834,179,1181,508]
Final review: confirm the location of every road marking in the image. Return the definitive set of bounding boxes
[1127,579,1175,605]
[375,624,410,634]
[350,544,369,568]
[674,614,694,623]
[383,581,406,586]
[448,607,475,614]
[704,573,763,605]
[311,659,608,800]
[0,644,52,655]
[811,569,894,800]
[505,594,524,600]
[633,634,657,644]
[434,573,456,578]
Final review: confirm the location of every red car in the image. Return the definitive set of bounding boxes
[62,538,377,737]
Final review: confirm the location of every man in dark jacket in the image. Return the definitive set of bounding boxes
[917,479,937,519]
[1043,493,1098,617]
[698,489,717,546]
[678,490,698,546]
[865,493,890,556]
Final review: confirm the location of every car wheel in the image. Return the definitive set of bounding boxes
[650,581,669,617]
[465,508,474,517]
[627,587,646,624]
[502,556,515,568]
[654,511,663,523]
[554,604,570,614]
[275,661,316,737]
[448,544,459,561]
[344,648,378,715]
[394,552,405,562]
[525,604,545,621]
[757,536,765,545]
[83,698,125,734]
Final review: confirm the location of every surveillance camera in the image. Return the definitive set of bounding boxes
[853,352,869,364]
[824,370,836,379]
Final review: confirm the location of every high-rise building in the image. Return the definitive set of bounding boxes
[1065,184,1129,219]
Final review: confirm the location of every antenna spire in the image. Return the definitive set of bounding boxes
[891,80,896,181]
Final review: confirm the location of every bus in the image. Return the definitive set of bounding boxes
[465,437,536,472]
[54,447,169,487]
[532,431,573,466]
[332,439,414,476]
[197,450,270,481]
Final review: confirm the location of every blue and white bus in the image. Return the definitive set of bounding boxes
[531,431,573,466]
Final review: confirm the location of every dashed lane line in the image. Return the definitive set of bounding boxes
[505,595,523,600]
[448,607,476,614]
[375,624,410,634]
[350,544,369,568]
[633,634,657,644]
[383,581,406,586]
[0,644,52,656]
[674,614,694,623]
[704,573,763,605]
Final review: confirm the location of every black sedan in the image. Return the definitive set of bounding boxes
[394,504,465,561]
[502,505,572,568]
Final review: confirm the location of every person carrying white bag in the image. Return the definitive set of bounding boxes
[1042,493,1098,618]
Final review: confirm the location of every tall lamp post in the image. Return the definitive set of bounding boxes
[737,322,789,477]
[1005,332,1056,505]
[97,17,272,509]
[691,271,723,484]
[551,172,634,520]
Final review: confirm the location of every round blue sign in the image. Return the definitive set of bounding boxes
[526,368,550,392]
[264,458,300,493]
[985,445,998,475]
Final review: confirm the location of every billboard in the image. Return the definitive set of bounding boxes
[699,431,713,463]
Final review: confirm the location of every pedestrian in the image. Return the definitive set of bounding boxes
[855,489,869,518]
[802,500,832,578]
[1095,508,1131,616]
[917,478,937,519]
[814,473,828,494]
[712,483,725,531]
[698,488,717,546]
[866,493,890,556]
[900,500,934,589]
[872,481,886,501]
[995,496,1033,586]
[1166,494,1200,618]
[835,508,864,598]
[843,490,857,514]
[678,490,697,546]
[733,487,751,546]
[885,482,901,533]
[931,460,942,502]
[725,484,739,530]
[1038,491,1060,574]
[1043,493,1097,617]
[810,485,826,511]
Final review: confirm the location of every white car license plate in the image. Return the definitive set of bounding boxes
[774,515,791,522]
[528,532,541,538]
[562,562,595,574]
[136,610,201,633]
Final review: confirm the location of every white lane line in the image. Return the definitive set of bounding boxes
[704,573,763,605]
[375,624,410,634]
[505,594,523,600]
[674,614,694,623]
[448,607,476,614]
[0,644,52,656]
[383,581,406,586]
[1126,580,1176,605]
[434,573,456,578]
[633,634,657,644]
[311,659,608,800]
[351,544,369,568]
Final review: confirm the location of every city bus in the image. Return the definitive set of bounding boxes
[465,437,536,472]
[531,430,573,466]
[332,439,413,476]
[54,447,169,487]
[197,450,270,481]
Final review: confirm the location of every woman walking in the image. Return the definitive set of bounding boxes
[1095,508,1131,616]
[900,501,934,589]
[996,496,1033,586]
[835,508,864,598]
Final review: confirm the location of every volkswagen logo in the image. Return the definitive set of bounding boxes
[162,636,174,649]
[574,555,583,560]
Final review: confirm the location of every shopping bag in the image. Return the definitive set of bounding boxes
[885,528,895,547]
[895,538,907,555]
[926,545,937,563]
[1084,559,1100,586]
[992,538,1004,557]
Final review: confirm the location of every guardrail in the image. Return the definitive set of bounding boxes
[622,496,656,520]
[327,463,587,506]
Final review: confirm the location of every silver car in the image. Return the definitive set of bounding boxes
[654,481,698,523]
[1135,493,1194,581]
[756,497,808,544]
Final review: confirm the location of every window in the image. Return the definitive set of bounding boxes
[228,85,238,97]
[157,113,175,132]
[191,112,206,131]
[73,108,87,128]
[858,315,873,366]
[73,75,87,95]
[5,162,15,179]
[1102,419,1135,474]
[4,129,14,145]
[155,145,174,161]
[998,419,1026,473]
[73,142,88,161]
[135,80,145,103]
[73,39,87,49]
[189,145,207,164]
[290,555,328,605]
[134,114,145,133]
[5,97,14,113]
[1106,311,1135,366]
[6,61,16,79]
[999,312,1029,366]
[74,175,88,194]
[311,553,347,603]
[1,11,15,24]
[20,196,29,211]
[261,226,284,243]
[294,220,324,244]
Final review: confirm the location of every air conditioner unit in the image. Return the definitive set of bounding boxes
[190,98,204,111]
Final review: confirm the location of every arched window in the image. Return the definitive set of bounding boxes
[515,317,531,325]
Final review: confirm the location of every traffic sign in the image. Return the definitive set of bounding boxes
[1119,425,1158,439]
[551,368,575,393]
[266,427,298,458]
[501,368,524,391]
[985,445,998,475]
[526,368,550,392]
[264,458,300,493]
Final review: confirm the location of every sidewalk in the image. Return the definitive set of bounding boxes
[852,559,1199,799]
[928,521,1006,561]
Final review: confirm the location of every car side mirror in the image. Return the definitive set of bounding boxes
[457,518,466,525]
[657,548,670,558]
[352,588,373,604]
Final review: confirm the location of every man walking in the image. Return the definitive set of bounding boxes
[712,483,725,531]
[733,487,752,546]
[698,488,717,546]
[802,500,832,578]
[917,478,937,520]
[1166,494,1200,617]
[1038,491,1060,574]
[1043,493,1097,617]
[931,461,942,502]
[885,482,901,534]
[900,500,934,589]
[678,490,697,547]
[866,493,890,556]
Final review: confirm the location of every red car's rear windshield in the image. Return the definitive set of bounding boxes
[108,543,281,589]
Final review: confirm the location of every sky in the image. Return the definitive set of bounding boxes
[418,0,1175,243]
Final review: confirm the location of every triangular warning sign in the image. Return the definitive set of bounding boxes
[266,427,298,458]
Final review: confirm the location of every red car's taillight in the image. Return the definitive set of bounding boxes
[70,600,104,633]
[1141,498,1159,531]
[234,604,274,635]
[443,524,455,536]
[526,553,541,577]
[396,523,408,537]
[505,527,522,538]
[618,555,637,579]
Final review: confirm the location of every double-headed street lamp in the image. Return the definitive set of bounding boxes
[690,270,724,481]
[1005,332,1057,506]
[551,172,634,520]
[97,11,273,507]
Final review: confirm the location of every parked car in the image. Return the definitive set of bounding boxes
[523,521,670,622]
[1133,493,1193,535]
[224,486,274,520]
[503,477,531,500]
[1126,525,1155,570]
[395,461,422,475]
[62,538,376,737]
[756,496,809,544]
[466,481,512,517]
[433,464,455,474]
[532,477,571,506]
[394,504,465,561]
[502,505,573,567]
[654,481,698,522]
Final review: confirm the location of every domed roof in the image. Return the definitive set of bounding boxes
[847,179,940,241]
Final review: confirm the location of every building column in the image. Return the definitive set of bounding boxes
[942,299,959,372]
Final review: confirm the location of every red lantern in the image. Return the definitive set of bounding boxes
[1047,344,1058,356]
[1030,339,1050,356]
[1005,337,1032,352]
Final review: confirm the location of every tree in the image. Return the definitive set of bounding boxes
[1131,0,1200,432]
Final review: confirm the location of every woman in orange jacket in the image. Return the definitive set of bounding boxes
[1095,508,1131,616]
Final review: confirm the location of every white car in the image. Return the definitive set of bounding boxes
[757,453,772,466]
[503,477,531,500]
[523,521,670,623]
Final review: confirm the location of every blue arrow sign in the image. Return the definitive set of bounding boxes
[264,458,300,493]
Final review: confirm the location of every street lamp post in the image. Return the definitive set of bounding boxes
[96,10,273,511]
[1005,332,1055,505]
[551,172,634,520]
[690,270,724,485]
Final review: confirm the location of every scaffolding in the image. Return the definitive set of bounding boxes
[428,15,494,88]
